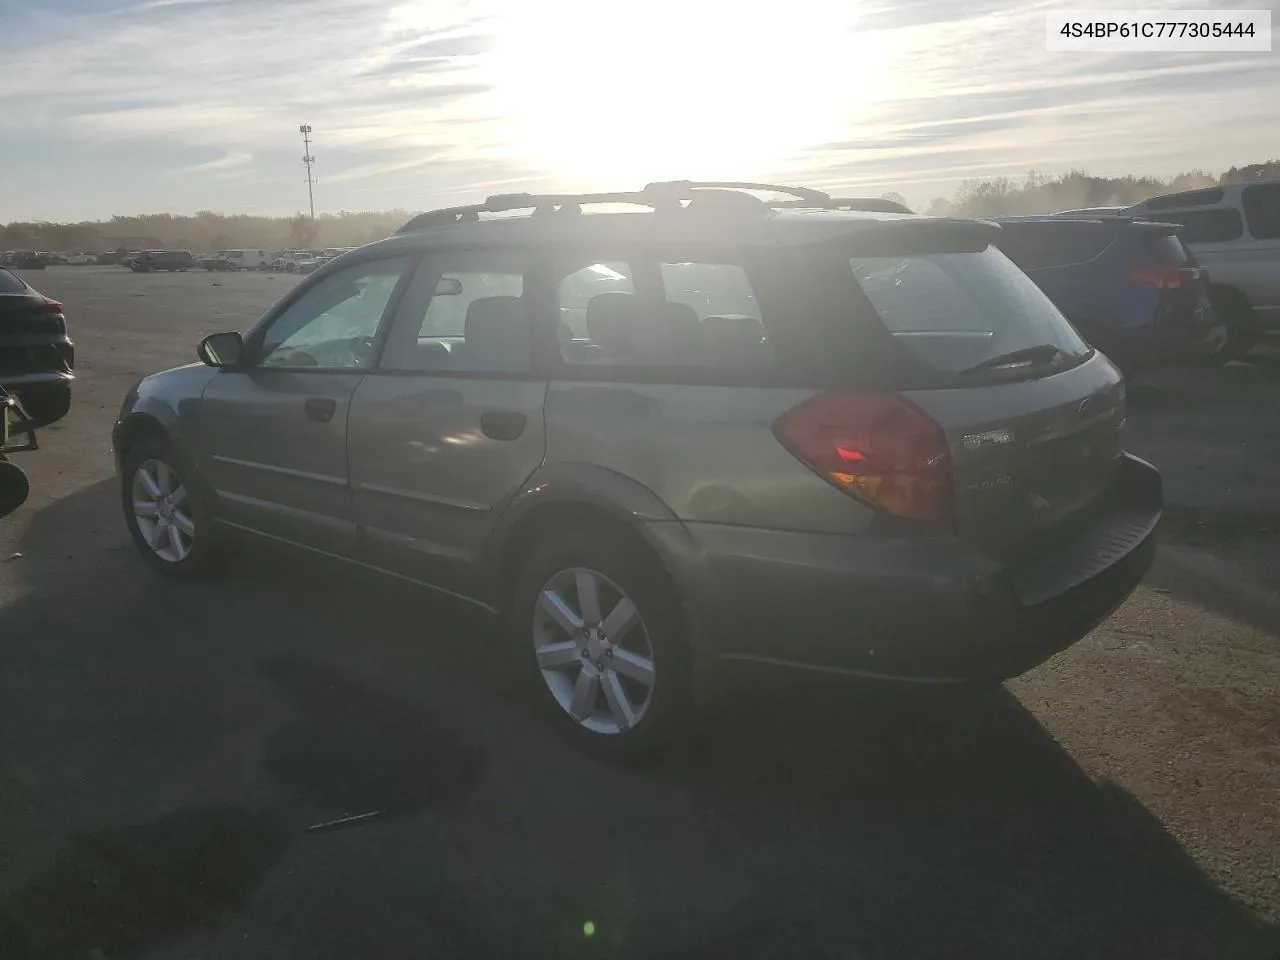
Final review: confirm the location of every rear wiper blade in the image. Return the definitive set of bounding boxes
[960,343,1063,375]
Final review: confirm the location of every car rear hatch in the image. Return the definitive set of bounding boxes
[1128,225,1219,349]
[0,288,71,375]
[798,218,1144,568]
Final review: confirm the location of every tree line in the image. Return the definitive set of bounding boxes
[916,159,1280,219]
[3,160,1277,252]
[0,210,412,254]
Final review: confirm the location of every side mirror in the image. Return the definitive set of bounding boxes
[198,331,245,368]
[435,277,463,296]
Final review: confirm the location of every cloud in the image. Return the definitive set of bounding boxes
[180,151,254,174]
[0,0,1277,219]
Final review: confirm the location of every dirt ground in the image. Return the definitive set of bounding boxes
[1,265,1277,960]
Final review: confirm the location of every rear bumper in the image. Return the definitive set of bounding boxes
[654,453,1160,684]
[1112,312,1223,369]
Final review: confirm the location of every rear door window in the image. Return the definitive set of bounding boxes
[554,256,774,374]
[1242,183,1280,240]
[849,247,1090,376]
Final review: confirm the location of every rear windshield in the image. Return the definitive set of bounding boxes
[996,223,1113,270]
[0,268,27,293]
[849,247,1090,375]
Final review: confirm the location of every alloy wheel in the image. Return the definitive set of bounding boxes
[532,567,656,735]
[131,458,194,563]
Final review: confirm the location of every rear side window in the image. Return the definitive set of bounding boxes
[556,257,774,373]
[997,224,1112,269]
[1243,183,1280,240]
[1157,208,1243,244]
[1143,233,1191,266]
[1145,188,1224,210]
[849,248,1090,375]
[0,268,26,293]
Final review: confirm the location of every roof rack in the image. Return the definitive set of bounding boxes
[394,181,913,234]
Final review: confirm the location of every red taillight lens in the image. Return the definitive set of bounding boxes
[1129,266,1198,289]
[43,299,63,312]
[774,392,952,521]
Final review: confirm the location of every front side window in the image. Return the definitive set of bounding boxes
[1243,183,1280,240]
[850,247,1090,376]
[259,256,411,369]
[379,249,528,374]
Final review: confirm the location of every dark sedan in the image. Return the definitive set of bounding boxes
[0,267,74,426]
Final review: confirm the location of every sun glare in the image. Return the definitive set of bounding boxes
[489,0,871,186]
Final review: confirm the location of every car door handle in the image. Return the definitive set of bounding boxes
[480,410,527,441]
[304,397,337,423]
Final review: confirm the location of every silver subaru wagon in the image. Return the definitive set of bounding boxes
[114,181,1161,756]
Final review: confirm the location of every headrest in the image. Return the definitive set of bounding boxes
[465,296,525,345]
[663,301,699,327]
[586,292,642,352]
[701,313,767,361]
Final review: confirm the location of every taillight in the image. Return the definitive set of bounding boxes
[1129,265,1198,289]
[43,299,64,312]
[774,392,952,521]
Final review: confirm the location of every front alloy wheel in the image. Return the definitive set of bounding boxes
[131,458,195,562]
[533,567,657,735]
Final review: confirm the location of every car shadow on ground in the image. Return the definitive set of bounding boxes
[0,481,1277,959]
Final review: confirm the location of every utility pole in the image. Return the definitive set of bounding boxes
[299,124,316,220]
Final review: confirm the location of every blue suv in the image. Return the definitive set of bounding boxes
[995,216,1225,374]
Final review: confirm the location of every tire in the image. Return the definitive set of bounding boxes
[121,438,229,580]
[18,386,71,428]
[510,526,691,759]
[1209,288,1259,362]
[0,458,30,519]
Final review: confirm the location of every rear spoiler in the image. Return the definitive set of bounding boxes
[1016,214,1180,233]
[779,217,1002,255]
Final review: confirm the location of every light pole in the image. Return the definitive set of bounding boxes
[299,124,316,220]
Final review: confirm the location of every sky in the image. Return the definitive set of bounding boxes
[0,0,1276,222]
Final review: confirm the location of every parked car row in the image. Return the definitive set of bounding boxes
[113,180,1163,758]
[1053,180,1280,362]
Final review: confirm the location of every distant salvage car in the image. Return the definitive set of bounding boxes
[199,254,237,272]
[130,250,196,273]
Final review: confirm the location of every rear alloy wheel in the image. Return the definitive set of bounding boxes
[533,567,657,736]
[122,439,228,579]
[513,530,690,757]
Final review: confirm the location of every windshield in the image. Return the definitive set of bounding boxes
[850,247,1091,375]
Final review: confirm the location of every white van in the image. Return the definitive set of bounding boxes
[1124,181,1280,358]
[217,249,274,271]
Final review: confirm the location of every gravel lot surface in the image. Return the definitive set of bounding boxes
[2,266,1277,960]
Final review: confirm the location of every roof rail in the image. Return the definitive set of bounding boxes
[643,180,832,202]
[395,181,876,234]
[771,196,913,214]
[396,189,682,234]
